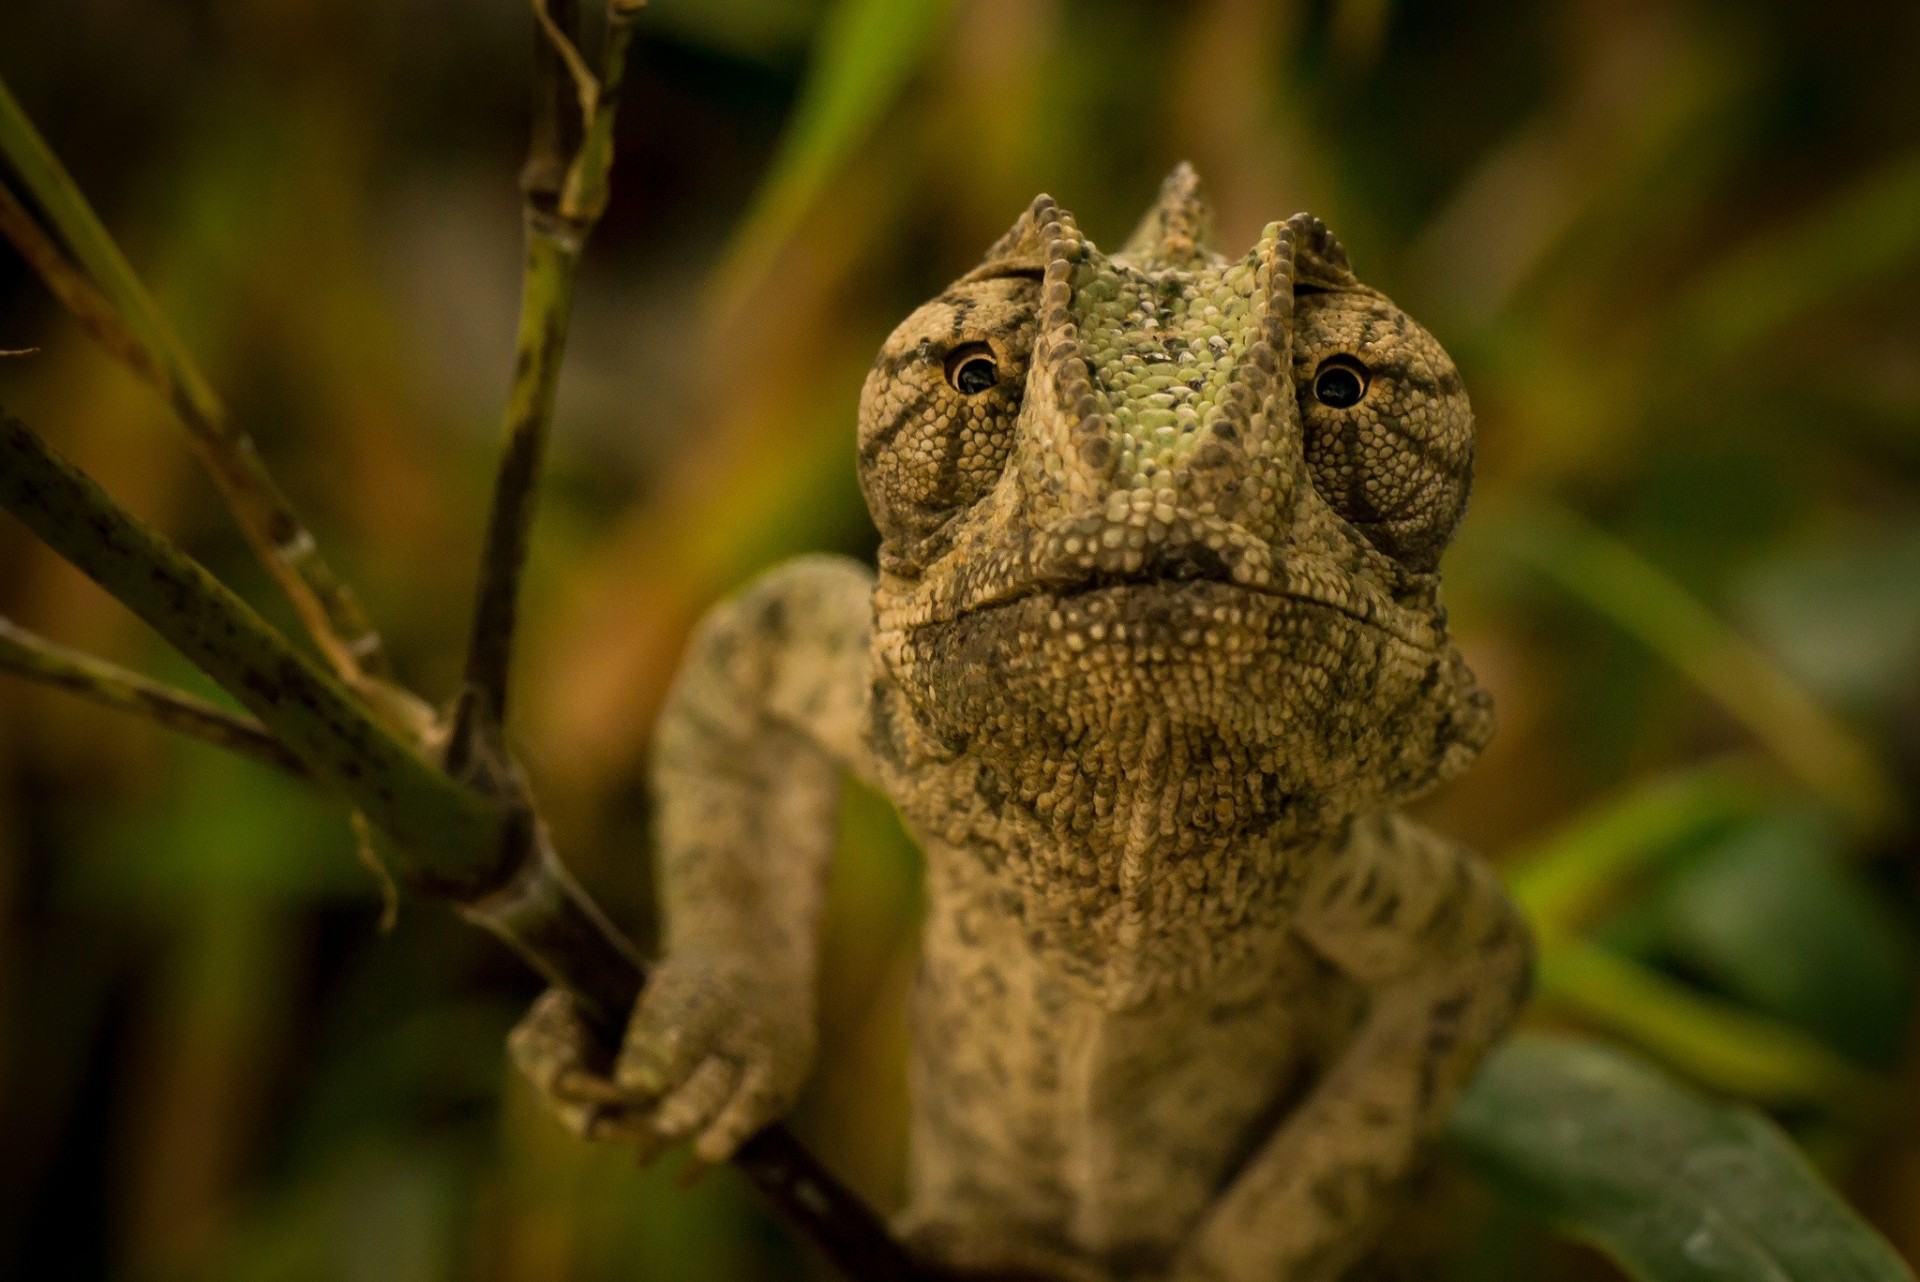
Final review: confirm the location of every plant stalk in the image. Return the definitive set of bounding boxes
[0,614,309,777]
[0,410,503,893]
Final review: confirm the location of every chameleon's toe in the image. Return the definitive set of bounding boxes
[507,988,593,1099]
[652,1055,740,1140]
[693,1062,786,1163]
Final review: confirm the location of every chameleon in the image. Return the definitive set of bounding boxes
[509,163,1532,1281]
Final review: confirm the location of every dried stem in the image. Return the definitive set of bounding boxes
[0,80,401,703]
[0,614,309,777]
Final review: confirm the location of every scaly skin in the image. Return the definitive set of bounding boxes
[510,164,1532,1282]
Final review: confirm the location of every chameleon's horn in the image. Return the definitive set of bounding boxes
[1120,162,1216,265]
[964,193,1055,280]
[1286,212,1358,290]
[1193,211,1363,501]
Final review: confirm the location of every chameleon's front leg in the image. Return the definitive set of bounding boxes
[508,555,876,1163]
[1174,815,1532,1282]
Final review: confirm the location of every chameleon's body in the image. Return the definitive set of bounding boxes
[513,166,1531,1281]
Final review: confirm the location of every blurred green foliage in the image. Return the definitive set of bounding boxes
[2,0,1918,1278]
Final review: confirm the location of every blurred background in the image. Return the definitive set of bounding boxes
[2,0,1918,1278]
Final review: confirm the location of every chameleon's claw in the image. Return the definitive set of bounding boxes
[553,1067,630,1106]
[507,988,596,1098]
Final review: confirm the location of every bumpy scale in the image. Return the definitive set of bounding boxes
[510,164,1532,1282]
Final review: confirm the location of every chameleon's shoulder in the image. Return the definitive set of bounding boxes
[660,554,877,778]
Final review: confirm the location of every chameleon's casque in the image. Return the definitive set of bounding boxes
[513,165,1531,1282]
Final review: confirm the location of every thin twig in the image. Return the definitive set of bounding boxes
[531,0,600,123]
[453,1,638,743]
[521,0,585,206]
[446,8,937,1277]
[0,81,400,700]
[0,614,310,777]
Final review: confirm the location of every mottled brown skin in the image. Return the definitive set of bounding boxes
[510,165,1532,1281]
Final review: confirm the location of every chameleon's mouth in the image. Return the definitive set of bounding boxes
[939,509,1443,652]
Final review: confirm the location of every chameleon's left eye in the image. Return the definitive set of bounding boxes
[1313,356,1369,408]
[945,343,998,396]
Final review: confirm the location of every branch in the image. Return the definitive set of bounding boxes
[1,405,925,1278]
[453,1,641,740]
[0,409,507,890]
[0,78,402,701]
[445,8,941,1277]
[0,614,310,777]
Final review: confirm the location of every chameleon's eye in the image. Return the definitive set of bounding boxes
[945,343,998,396]
[1313,356,1369,409]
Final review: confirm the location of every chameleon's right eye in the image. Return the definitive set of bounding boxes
[945,344,998,395]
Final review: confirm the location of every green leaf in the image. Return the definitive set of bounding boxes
[1656,811,1915,1066]
[1532,942,1882,1110]
[1506,758,1772,944]
[1449,1035,1914,1282]
[1484,499,1899,835]
[705,0,953,314]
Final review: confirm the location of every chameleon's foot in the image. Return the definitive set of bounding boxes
[508,953,815,1163]
[509,989,664,1150]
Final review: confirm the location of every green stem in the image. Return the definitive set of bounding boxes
[1535,941,1885,1114]
[457,219,581,729]
[0,410,504,894]
[454,3,635,732]
[0,614,309,778]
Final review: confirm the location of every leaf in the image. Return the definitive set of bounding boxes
[1484,499,1900,835]
[705,0,953,315]
[1449,1036,1915,1282]
[1506,758,1772,944]
[1655,811,1915,1066]
[1532,942,1881,1110]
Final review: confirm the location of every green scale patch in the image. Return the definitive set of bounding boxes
[1069,239,1272,490]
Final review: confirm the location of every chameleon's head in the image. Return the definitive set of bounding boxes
[860,165,1491,824]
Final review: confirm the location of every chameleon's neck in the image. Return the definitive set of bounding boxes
[887,717,1352,1007]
